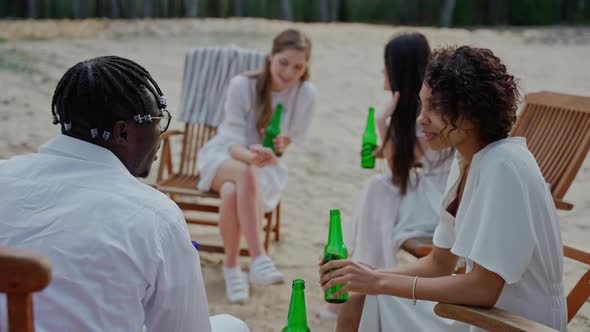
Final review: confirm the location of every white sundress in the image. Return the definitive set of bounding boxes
[344,147,453,269]
[196,75,317,212]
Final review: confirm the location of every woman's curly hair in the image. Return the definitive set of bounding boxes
[424,46,520,144]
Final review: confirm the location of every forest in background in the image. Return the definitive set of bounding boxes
[2,0,590,27]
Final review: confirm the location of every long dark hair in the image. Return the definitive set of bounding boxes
[382,32,431,195]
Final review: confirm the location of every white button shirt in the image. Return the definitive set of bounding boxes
[0,134,212,332]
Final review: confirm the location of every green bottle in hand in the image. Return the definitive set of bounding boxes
[361,107,377,168]
[263,103,283,154]
[282,279,311,332]
[323,209,348,303]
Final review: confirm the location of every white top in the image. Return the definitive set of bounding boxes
[0,135,212,332]
[345,148,453,268]
[433,137,567,331]
[197,75,317,211]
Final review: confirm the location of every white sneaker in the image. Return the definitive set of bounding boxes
[249,255,285,286]
[223,266,249,304]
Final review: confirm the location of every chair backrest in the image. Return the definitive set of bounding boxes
[0,248,51,332]
[179,123,218,176]
[511,92,590,204]
[176,47,265,177]
[178,46,266,126]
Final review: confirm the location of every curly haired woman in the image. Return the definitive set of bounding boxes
[319,45,566,332]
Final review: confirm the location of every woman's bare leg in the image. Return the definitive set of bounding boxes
[212,159,264,263]
[218,182,240,267]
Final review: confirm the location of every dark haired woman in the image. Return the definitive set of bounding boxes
[197,29,316,304]
[317,32,453,320]
[320,45,566,332]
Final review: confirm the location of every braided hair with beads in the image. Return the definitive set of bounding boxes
[50,56,167,141]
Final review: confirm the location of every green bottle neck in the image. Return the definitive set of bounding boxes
[326,210,344,247]
[364,107,376,133]
[286,280,309,327]
[270,104,283,129]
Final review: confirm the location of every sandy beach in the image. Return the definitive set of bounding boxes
[0,18,589,331]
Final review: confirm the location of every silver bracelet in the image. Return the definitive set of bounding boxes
[412,276,419,305]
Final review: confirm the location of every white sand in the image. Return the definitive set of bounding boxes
[0,18,588,331]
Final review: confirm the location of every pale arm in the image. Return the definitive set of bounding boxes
[229,144,255,164]
[320,249,505,308]
[375,262,504,308]
[378,245,459,278]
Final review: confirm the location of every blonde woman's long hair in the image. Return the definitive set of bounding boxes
[245,29,312,136]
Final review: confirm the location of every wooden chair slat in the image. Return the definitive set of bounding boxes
[553,113,590,197]
[543,110,584,187]
[529,106,557,166]
[534,107,566,173]
[518,105,547,155]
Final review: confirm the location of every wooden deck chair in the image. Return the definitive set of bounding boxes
[0,248,51,332]
[155,47,281,256]
[434,245,590,331]
[401,91,590,258]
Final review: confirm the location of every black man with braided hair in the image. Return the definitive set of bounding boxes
[0,56,249,332]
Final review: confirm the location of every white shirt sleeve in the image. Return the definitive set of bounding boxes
[433,156,461,249]
[433,212,455,249]
[217,76,251,147]
[288,83,317,145]
[451,160,536,284]
[143,218,212,332]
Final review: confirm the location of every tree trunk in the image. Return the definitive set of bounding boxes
[207,0,221,17]
[440,0,456,27]
[318,0,328,22]
[184,0,197,17]
[329,0,339,21]
[109,0,120,18]
[27,0,37,18]
[233,0,243,16]
[95,0,104,17]
[143,0,151,17]
[401,0,413,24]
[127,0,136,18]
[153,0,162,17]
[280,0,293,21]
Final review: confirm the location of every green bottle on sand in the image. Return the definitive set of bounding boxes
[263,103,283,154]
[323,209,349,303]
[361,106,377,168]
[282,279,311,332]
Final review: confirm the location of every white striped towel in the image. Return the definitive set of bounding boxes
[178,46,266,126]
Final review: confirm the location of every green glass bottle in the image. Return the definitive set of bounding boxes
[323,209,348,303]
[361,107,377,169]
[263,103,283,154]
[282,279,311,332]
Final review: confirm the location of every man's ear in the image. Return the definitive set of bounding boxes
[112,120,129,145]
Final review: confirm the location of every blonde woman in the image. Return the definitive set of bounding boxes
[197,29,316,304]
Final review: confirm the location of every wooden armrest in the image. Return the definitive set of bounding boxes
[400,237,433,258]
[564,245,590,265]
[156,130,184,182]
[553,198,573,211]
[0,248,51,293]
[160,129,184,141]
[433,303,557,332]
